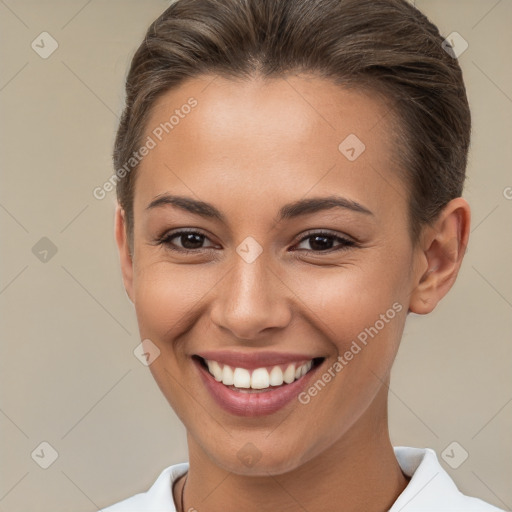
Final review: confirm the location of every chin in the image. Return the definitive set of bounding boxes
[208,439,315,477]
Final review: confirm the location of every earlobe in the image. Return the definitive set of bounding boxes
[409,197,470,315]
[114,204,134,303]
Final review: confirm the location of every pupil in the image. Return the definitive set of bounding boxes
[182,233,204,249]
[310,235,333,251]
[178,234,335,251]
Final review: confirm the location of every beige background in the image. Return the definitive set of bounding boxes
[0,0,511,510]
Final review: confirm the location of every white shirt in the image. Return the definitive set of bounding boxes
[99,446,505,511]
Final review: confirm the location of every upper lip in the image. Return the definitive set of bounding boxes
[194,350,323,370]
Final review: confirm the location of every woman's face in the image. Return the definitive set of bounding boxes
[117,74,425,475]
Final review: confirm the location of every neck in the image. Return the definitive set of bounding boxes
[176,388,409,512]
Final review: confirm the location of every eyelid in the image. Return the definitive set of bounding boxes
[156,228,218,251]
[295,228,355,243]
[292,229,356,252]
[156,228,357,253]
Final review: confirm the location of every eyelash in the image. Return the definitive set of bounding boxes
[155,229,357,254]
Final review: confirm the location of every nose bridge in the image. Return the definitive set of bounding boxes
[211,248,291,339]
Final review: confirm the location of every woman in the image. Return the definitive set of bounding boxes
[101,0,504,510]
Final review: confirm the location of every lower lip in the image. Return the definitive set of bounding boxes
[193,357,323,417]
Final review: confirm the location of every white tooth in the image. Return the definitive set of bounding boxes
[269,366,284,386]
[300,363,308,377]
[306,360,313,372]
[233,367,251,388]
[295,366,302,379]
[208,360,223,381]
[251,368,270,389]
[222,364,234,385]
[283,364,296,384]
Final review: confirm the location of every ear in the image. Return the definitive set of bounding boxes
[409,197,471,315]
[114,204,134,303]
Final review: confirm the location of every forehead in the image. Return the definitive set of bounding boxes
[135,74,406,222]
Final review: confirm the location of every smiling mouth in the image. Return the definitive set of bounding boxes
[193,355,325,393]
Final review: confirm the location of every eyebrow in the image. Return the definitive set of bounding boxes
[145,193,374,222]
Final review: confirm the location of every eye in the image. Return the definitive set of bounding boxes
[155,229,357,254]
[157,229,218,252]
[292,230,356,252]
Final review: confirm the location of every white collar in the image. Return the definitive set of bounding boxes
[390,446,503,511]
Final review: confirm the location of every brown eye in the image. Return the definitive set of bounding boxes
[293,231,356,252]
[158,230,217,252]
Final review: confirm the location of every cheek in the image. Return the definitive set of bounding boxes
[293,259,406,399]
[131,264,215,417]
[132,262,212,339]
[286,257,404,347]
[284,259,406,414]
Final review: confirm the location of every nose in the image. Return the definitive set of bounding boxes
[209,253,293,341]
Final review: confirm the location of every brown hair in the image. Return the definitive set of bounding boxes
[113,0,471,250]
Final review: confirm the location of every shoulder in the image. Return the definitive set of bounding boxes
[98,462,189,512]
[390,446,505,511]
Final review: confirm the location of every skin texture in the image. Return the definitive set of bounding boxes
[115,74,470,512]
